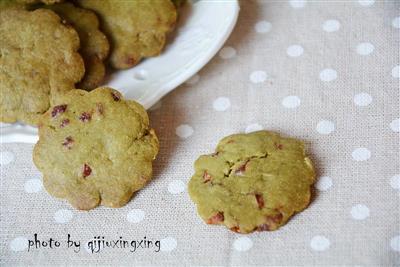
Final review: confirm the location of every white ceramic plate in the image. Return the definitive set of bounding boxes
[0,0,240,143]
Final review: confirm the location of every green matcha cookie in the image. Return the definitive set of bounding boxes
[33,87,159,210]
[188,131,315,233]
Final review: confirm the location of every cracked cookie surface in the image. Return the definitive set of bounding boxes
[0,8,84,125]
[188,131,315,233]
[33,87,159,210]
[76,0,177,69]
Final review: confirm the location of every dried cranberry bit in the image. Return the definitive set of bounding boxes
[235,160,249,176]
[111,92,121,101]
[207,212,224,224]
[79,112,91,122]
[51,104,67,118]
[230,226,240,233]
[257,224,269,232]
[82,164,92,178]
[62,136,74,149]
[203,171,212,183]
[255,194,264,209]
[275,142,284,150]
[60,119,70,128]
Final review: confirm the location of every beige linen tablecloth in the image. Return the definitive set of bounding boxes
[1,0,399,265]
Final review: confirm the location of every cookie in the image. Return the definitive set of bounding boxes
[46,2,110,90]
[33,87,159,210]
[188,131,315,233]
[77,0,177,69]
[0,8,84,125]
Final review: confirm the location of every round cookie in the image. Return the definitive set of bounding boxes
[46,2,110,90]
[188,131,316,234]
[0,8,85,125]
[77,0,177,69]
[33,87,159,210]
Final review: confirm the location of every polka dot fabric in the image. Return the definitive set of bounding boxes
[1,0,399,266]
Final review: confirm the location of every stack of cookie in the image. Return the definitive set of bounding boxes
[0,0,180,210]
[0,0,179,125]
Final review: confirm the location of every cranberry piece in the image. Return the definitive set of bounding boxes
[257,224,269,231]
[230,226,240,233]
[275,143,284,150]
[255,194,264,209]
[62,136,74,149]
[235,160,249,176]
[79,112,91,122]
[203,171,212,183]
[51,104,67,118]
[111,92,120,101]
[207,212,224,224]
[82,164,92,178]
[60,119,70,128]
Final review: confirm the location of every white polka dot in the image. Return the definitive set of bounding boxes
[175,124,194,139]
[127,209,145,223]
[316,176,333,191]
[24,179,43,193]
[390,235,400,252]
[245,123,263,133]
[160,237,177,252]
[392,17,400,28]
[289,0,307,8]
[286,45,304,57]
[255,20,272,33]
[390,174,400,190]
[319,69,337,82]
[310,235,330,251]
[10,237,28,252]
[351,204,370,220]
[392,66,400,78]
[168,180,185,194]
[316,120,335,135]
[250,70,267,83]
[390,118,400,132]
[352,147,371,161]
[356,42,374,55]
[219,46,236,59]
[322,19,340,32]
[149,100,162,111]
[54,209,73,224]
[354,93,372,106]
[282,96,301,109]
[358,0,375,6]
[233,237,253,252]
[213,97,231,111]
[0,151,15,166]
[185,74,200,85]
